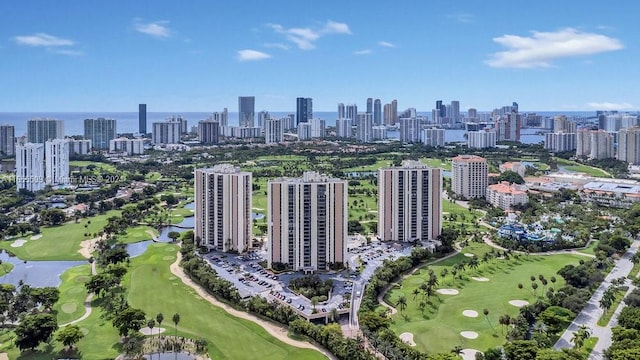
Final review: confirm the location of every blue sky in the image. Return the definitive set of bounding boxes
[0,0,637,112]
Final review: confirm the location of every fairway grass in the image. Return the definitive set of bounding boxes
[386,243,581,353]
[554,158,611,178]
[54,264,91,325]
[123,243,325,360]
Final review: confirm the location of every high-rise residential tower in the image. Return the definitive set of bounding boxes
[337,103,345,120]
[239,96,255,127]
[152,119,181,144]
[16,143,45,192]
[356,113,373,142]
[195,165,252,253]
[378,160,442,242]
[423,128,445,147]
[374,99,382,126]
[296,97,312,124]
[84,118,117,150]
[197,120,220,145]
[138,104,147,134]
[27,118,64,144]
[450,101,460,124]
[346,104,358,124]
[391,99,398,124]
[0,124,15,156]
[399,117,421,143]
[617,127,640,165]
[45,139,69,185]
[452,155,488,199]
[366,98,373,114]
[268,171,347,271]
[265,118,284,144]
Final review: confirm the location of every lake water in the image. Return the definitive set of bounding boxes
[144,353,196,360]
[1,203,196,287]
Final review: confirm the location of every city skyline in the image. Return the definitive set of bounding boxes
[1,1,637,112]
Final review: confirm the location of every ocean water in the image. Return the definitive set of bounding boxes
[0,111,596,140]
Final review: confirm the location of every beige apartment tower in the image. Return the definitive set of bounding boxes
[195,164,252,253]
[452,155,488,199]
[378,160,442,242]
[268,172,347,271]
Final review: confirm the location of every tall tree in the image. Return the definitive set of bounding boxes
[14,313,58,351]
[56,325,84,351]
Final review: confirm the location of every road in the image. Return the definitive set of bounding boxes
[554,239,640,354]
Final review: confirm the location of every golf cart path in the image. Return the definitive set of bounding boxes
[61,261,97,326]
[169,251,336,359]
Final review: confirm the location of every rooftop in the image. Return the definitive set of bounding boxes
[583,181,640,195]
[488,181,527,195]
[452,155,487,163]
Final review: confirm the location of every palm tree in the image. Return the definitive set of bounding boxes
[498,314,511,336]
[418,301,426,315]
[412,288,420,301]
[550,276,557,290]
[483,309,496,334]
[600,286,617,314]
[517,283,524,291]
[156,313,164,355]
[147,319,156,359]
[571,325,591,349]
[397,296,407,314]
[469,257,479,271]
[311,297,318,312]
[532,282,539,297]
[172,313,180,359]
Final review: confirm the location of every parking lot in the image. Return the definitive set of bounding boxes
[199,240,417,322]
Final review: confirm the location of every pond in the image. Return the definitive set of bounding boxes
[0,252,85,288]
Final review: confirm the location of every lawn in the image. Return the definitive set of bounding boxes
[54,264,91,325]
[0,262,14,277]
[69,160,117,173]
[123,243,325,360]
[420,158,452,171]
[577,240,599,256]
[0,210,122,261]
[554,158,611,178]
[385,243,581,353]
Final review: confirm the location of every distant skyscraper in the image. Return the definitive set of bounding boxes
[617,127,640,165]
[68,139,92,156]
[468,108,478,120]
[27,118,64,144]
[296,97,313,124]
[374,99,382,126]
[356,113,373,142]
[138,104,147,134]
[399,117,421,143]
[468,131,497,149]
[239,96,255,127]
[336,118,353,138]
[257,111,270,131]
[265,118,284,144]
[0,124,15,156]
[391,100,398,124]
[152,120,181,144]
[544,132,577,153]
[109,138,144,155]
[378,160,442,242]
[197,120,220,145]
[366,98,373,114]
[495,112,521,142]
[383,103,392,125]
[16,143,45,192]
[346,104,358,124]
[195,165,252,253]
[576,129,592,158]
[337,103,345,120]
[423,128,445,147]
[452,155,488,199]
[268,171,347,271]
[210,108,228,127]
[450,101,460,123]
[45,139,69,185]
[84,118,117,150]
[589,130,614,160]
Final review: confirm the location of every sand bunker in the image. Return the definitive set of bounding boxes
[78,238,99,259]
[437,289,459,295]
[399,332,416,346]
[462,310,479,318]
[30,234,42,240]
[461,349,482,360]
[464,253,475,257]
[471,277,490,282]
[509,300,530,307]
[140,327,166,335]
[10,240,26,248]
[460,331,479,339]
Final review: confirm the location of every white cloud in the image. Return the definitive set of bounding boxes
[486,28,623,68]
[447,13,475,24]
[51,49,84,56]
[13,33,74,47]
[378,41,396,48]
[237,49,271,61]
[134,20,172,38]
[267,20,350,50]
[353,49,372,55]
[586,102,634,110]
[264,43,289,50]
[322,20,351,35]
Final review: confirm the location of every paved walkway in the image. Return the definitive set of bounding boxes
[61,261,97,327]
[554,239,640,353]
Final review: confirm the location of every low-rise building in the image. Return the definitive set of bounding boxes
[581,180,640,208]
[499,162,526,178]
[486,181,529,210]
